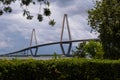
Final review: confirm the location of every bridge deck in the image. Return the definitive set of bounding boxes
[2,38,99,56]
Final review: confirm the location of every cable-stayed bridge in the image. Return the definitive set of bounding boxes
[1,38,99,57]
[0,14,99,57]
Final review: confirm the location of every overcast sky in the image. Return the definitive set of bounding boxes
[0,0,98,54]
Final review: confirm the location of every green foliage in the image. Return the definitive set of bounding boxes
[0,58,120,80]
[0,10,3,16]
[0,0,56,26]
[72,41,86,58]
[84,41,104,59]
[52,52,62,59]
[73,41,104,59]
[3,6,12,13]
[88,0,120,59]
[49,19,56,26]
[37,14,43,22]
[44,8,51,16]
[84,41,97,57]
[21,0,32,6]
[52,52,57,59]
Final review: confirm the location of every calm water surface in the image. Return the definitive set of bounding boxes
[0,56,70,60]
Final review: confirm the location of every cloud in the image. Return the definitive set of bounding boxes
[0,34,8,48]
[50,0,75,7]
[0,41,11,48]
[0,0,98,54]
[0,33,13,53]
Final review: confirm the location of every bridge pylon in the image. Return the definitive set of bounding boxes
[29,28,38,56]
[60,14,72,56]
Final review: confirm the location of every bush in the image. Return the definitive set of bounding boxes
[0,58,120,80]
[73,41,104,59]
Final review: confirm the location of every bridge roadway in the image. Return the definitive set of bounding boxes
[1,38,99,56]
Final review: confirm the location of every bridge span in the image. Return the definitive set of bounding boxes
[1,38,99,57]
[0,14,99,57]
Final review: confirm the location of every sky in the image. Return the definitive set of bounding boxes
[0,0,98,54]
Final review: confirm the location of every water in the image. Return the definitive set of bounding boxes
[0,56,52,60]
[0,56,69,60]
